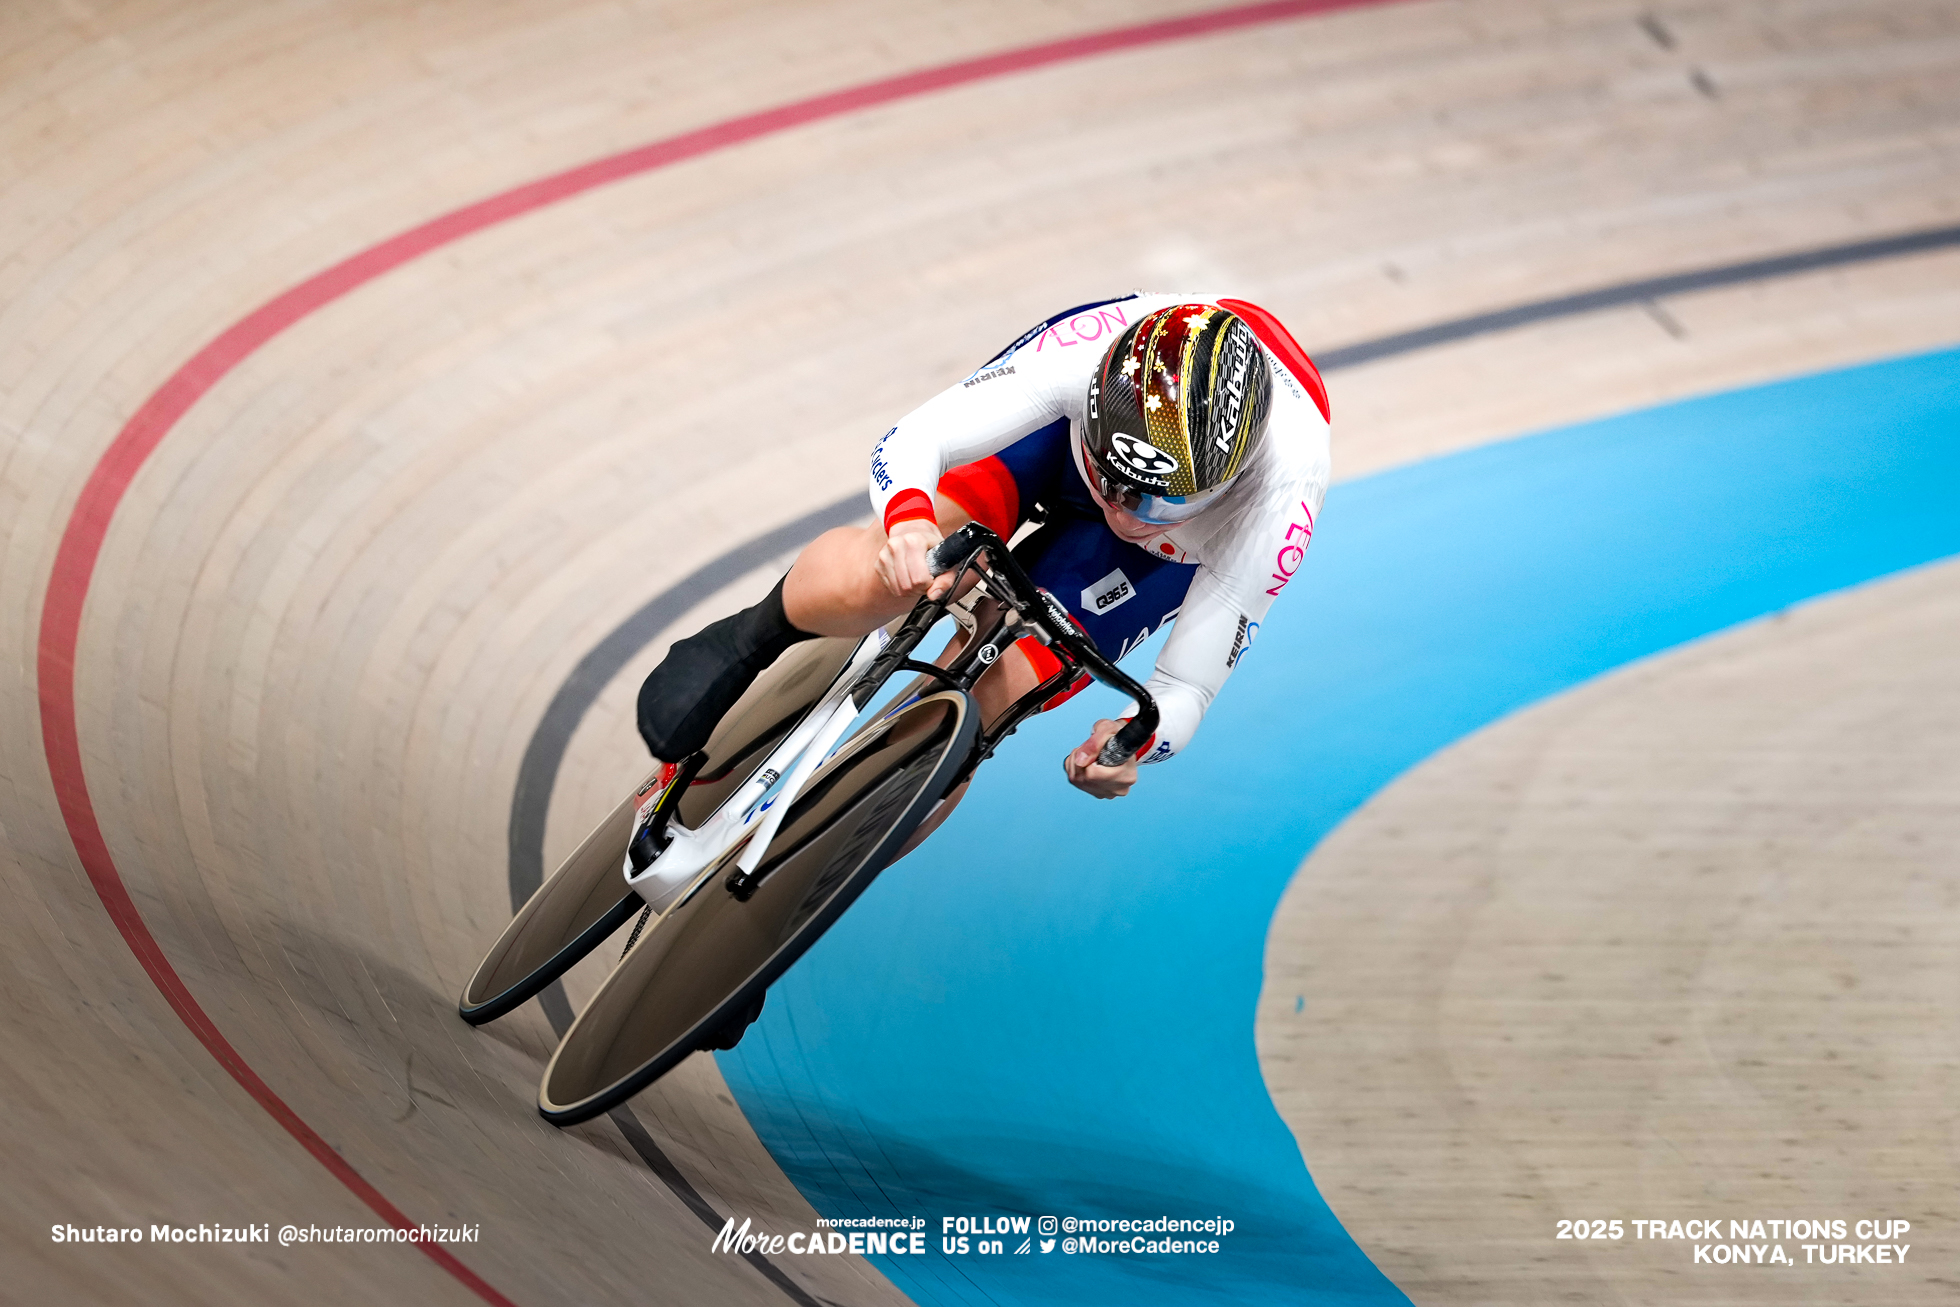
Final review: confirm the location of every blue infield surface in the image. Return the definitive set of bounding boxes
[718,345,1960,1306]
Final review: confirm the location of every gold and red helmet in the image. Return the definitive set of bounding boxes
[1083,303,1273,524]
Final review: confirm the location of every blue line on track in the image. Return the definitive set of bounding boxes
[717,345,1960,1305]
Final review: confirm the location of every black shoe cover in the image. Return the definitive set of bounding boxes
[636,576,815,761]
[698,990,765,1051]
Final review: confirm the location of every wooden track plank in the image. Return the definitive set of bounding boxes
[1260,559,1960,1305]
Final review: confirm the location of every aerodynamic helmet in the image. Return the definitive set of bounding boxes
[1082,303,1273,525]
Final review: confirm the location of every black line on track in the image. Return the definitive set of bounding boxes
[1314,222,1960,369]
[607,1106,833,1307]
[502,220,1960,1305]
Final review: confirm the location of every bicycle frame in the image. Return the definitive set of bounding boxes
[622,626,889,912]
[621,522,1159,913]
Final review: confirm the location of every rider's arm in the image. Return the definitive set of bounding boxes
[868,294,1199,530]
[867,359,1068,532]
[1128,567,1265,762]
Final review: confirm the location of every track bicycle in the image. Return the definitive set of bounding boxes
[458,522,1157,1126]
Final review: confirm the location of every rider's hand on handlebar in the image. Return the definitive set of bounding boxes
[1065,718,1139,799]
[876,519,955,601]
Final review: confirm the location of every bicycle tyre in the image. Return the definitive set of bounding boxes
[536,688,978,1125]
[457,636,858,1025]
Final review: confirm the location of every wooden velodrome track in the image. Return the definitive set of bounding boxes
[4,1,1956,1303]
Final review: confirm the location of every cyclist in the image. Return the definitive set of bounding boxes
[635,292,1331,799]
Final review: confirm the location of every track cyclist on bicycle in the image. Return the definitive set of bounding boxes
[635,293,1332,800]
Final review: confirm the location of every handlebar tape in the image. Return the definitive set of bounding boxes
[925,532,971,577]
[1096,719,1153,768]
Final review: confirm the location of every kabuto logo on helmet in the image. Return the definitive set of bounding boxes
[1107,431,1178,486]
[1212,322,1254,453]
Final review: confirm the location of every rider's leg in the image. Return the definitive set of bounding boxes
[887,631,1048,860]
[636,574,818,761]
[636,495,975,761]
[780,494,974,636]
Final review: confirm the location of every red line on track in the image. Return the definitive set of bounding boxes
[33,2,1396,1302]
